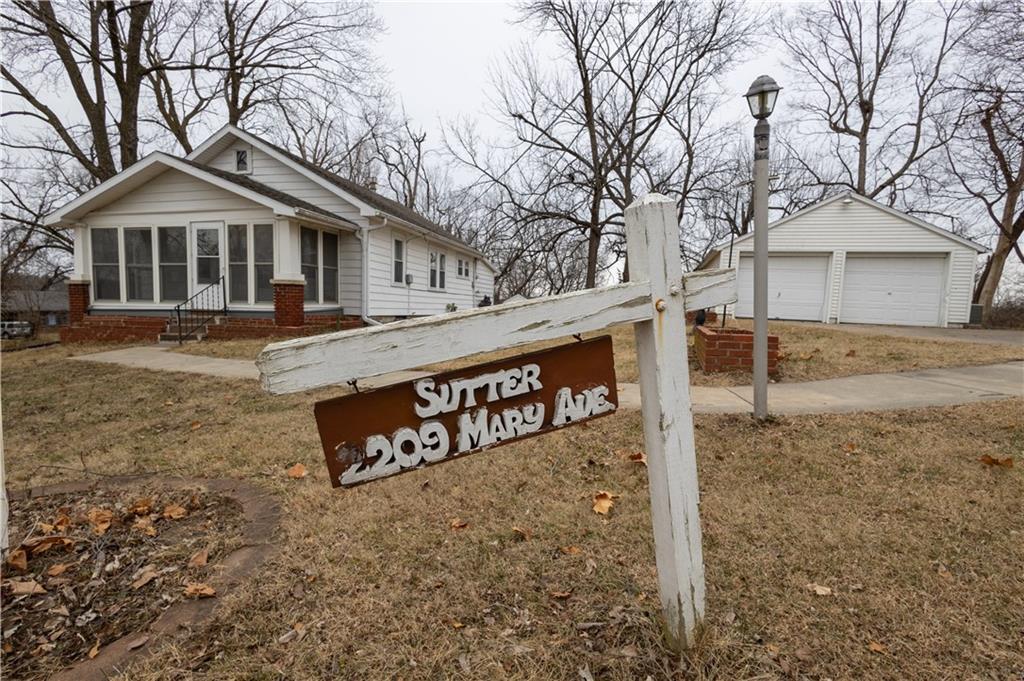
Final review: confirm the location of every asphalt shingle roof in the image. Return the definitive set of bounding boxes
[179,158,358,226]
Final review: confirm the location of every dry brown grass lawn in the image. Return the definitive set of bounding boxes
[169,320,1022,388]
[2,347,1021,679]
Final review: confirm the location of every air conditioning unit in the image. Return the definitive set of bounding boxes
[969,304,983,325]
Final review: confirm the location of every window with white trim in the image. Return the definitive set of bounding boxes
[158,226,187,301]
[429,249,446,289]
[235,149,249,173]
[91,228,121,301]
[323,231,339,303]
[393,238,405,284]
[457,258,469,278]
[124,228,153,301]
[301,227,319,302]
[254,224,274,303]
[228,224,248,303]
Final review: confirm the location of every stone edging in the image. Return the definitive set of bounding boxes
[10,475,281,681]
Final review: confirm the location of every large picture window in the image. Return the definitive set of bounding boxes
[158,227,187,301]
[124,228,153,301]
[91,228,120,301]
[322,231,338,303]
[254,224,274,303]
[228,224,248,303]
[301,227,319,302]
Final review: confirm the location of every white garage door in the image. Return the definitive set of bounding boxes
[735,255,830,321]
[840,255,945,326]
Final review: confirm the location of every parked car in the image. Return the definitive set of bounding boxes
[1,320,33,339]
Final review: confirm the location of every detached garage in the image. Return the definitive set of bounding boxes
[701,193,987,327]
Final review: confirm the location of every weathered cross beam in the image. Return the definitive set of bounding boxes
[257,194,736,651]
[257,266,735,395]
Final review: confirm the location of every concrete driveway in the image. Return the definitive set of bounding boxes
[788,322,1023,346]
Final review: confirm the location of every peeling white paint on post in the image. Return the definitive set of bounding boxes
[257,192,725,651]
[257,270,735,395]
[626,193,705,649]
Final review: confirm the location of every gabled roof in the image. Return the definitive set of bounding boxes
[187,124,490,262]
[44,152,358,229]
[715,192,988,254]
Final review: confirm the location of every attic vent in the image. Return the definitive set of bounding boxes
[235,149,249,173]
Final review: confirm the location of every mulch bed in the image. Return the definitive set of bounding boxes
[1,483,247,680]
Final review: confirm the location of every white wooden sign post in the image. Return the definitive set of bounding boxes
[258,194,735,650]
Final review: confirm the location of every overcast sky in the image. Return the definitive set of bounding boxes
[375,1,787,144]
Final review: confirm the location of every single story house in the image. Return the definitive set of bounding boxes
[2,286,69,327]
[44,124,496,341]
[699,193,987,327]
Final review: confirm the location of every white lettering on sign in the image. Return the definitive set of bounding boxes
[338,363,612,487]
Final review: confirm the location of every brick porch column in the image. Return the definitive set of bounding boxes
[272,279,305,327]
[67,280,90,324]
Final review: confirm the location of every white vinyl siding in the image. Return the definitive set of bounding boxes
[366,227,492,316]
[718,197,979,327]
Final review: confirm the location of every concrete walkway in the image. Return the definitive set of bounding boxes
[73,346,1023,415]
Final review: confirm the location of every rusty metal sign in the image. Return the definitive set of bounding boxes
[314,336,618,488]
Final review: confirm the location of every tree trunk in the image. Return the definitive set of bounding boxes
[585,225,601,289]
[978,233,1013,324]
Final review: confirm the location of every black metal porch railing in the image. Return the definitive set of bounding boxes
[172,276,227,344]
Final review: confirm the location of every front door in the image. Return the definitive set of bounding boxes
[190,221,225,309]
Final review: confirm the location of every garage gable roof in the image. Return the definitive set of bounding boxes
[721,192,988,254]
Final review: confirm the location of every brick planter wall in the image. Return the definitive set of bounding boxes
[67,281,90,324]
[272,282,305,327]
[694,326,779,375]
[60,315,167,343]
[205,315,363,339]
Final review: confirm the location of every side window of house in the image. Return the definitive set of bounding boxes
[254,224,274,303]
[393,238,404,284]
[301,227,319,302]
[439,253,446,289]
[429,251,438,288]
[124,228,153,301]
[323,232,339,303]
[91,228,120,301]
[158,226,187,301]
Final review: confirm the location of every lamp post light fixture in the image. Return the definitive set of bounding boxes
[745,75,781,420]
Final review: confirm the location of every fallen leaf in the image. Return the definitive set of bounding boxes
[615,644,640,658]
[37,522,54,533]
[798,353,814,361]
[162,504,188,520]
[592,490,620,515]
[131,566,159,590]
[6,548,28,571]
[7,579,46,595]
[794,647,813,662]
[845,349,857,357]
[183,582,216,598]
[628,451,647,466]
[190,420,203,430]
[548,590,572,600]
[22,535,73,556]
[509,643,533,656]
[129,497,154,515]
[765,643,780,658]
[132,516,158,537]
[287,463,308,479]
[86,508,114,535]
[868,641,886,653]
[46,563,70,577]
[53,512,72,531]
[936,563,953,581]
[512,526,532,541]
[127,636,149,651]
[805,582,832,596]
[723,611,736,624]
[560,545,583,555]
[841,442,859,454]
[978,454,1013,468]
[88,640,100,659]
[277,622,306,644]
[188,548,209,569]
[450,619,464,629]
[450,517,469,530]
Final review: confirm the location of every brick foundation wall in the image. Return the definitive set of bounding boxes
[273,282,305,327]
[68,281,90,324]
[205,315,362,340]
[694,326,779,375]
[60,315,167,344]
